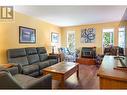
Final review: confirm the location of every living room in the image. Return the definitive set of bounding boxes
[0,5,127,91]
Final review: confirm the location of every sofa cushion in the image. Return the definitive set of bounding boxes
[9,57,29,66]
[13,74,37,88]
[36,47,48,61]
[29,71,40,77]
[48,59,57,66]
[27,54,40,64]
[38,61,50,70]
[7,48,29,66]
[8,48,26,58]
[25,48,37,55]
[39,53,48,61]
[36,47,47,54]
[22,64,39,75]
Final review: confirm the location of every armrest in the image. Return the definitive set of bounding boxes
[48,55,58,59]
[7,66,19,75]
[25,74,52,89]
[9,63,22,74]
[0,71,22,89]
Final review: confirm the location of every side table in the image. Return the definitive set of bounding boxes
[0,64,13,70]
[49,53,61,62]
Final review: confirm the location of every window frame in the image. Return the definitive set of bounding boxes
[102,28,114,53]
[67,31,76,52]
[118,27,126,49]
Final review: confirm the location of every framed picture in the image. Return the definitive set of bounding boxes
[51,32,59,43]
[19,26,36,43]
[81,28,96,43]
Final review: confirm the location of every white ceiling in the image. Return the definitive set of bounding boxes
[15,6,127,27]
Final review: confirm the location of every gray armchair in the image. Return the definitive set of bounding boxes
[0,66,52,89]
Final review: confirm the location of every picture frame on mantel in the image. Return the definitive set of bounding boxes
[19,26,36,44]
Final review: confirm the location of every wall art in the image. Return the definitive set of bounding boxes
[81,28,96,43]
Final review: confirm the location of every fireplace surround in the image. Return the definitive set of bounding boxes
[81,47,96,58]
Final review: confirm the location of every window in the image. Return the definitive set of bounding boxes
[118,27,126,49]
[67,31,75,52]
[102,29,114,48]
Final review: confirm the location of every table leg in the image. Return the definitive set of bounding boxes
[77,65,79,79]
[60,77,65,89]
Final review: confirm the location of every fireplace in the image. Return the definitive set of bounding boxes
[81,47,96,58]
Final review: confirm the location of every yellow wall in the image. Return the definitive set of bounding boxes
[61,21,125,55]
[0,12,61,64]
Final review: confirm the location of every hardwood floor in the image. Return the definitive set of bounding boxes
[52,64,99,89]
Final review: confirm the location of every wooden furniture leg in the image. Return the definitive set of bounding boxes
[77,65,79,80]
[60,75,65,89]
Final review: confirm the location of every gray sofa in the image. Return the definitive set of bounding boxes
[7,47,58,77]
[0,66,51,89]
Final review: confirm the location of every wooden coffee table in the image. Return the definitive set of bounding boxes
[43,61,79,88]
